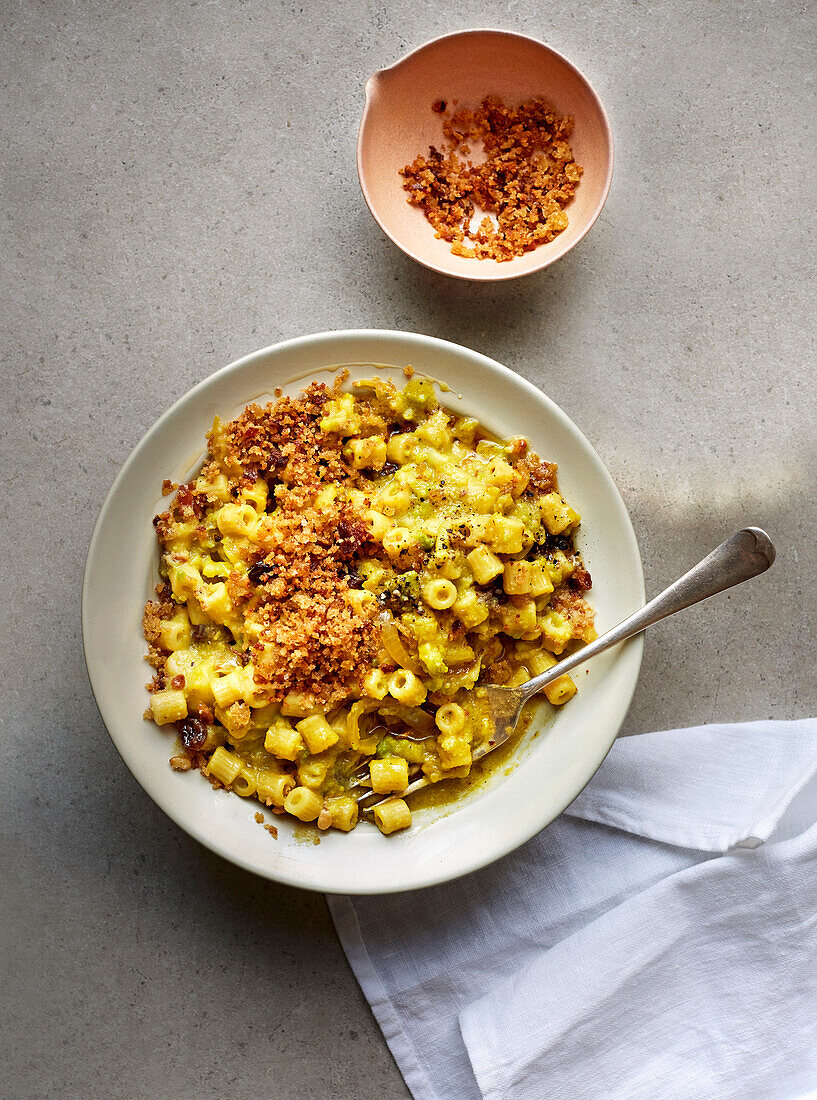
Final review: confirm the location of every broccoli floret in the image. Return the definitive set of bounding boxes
[383,570,420,605]
[375,735,425,763]
[403,378,438,412]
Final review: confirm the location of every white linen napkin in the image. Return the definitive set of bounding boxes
[327,719,817,1100]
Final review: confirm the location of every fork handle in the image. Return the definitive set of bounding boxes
[520,527,776,701]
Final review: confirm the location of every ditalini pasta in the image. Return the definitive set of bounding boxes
[143,373,596,834]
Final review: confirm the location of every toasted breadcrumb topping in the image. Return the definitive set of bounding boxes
[518,452,558,495]
[144,379,378,711]
[401,96,583,262]
[213,381,352,510]
[143,585,175,677]
[252,504,375,707]
[551,585,597,641]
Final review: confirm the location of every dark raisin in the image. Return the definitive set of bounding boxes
[381,462,398,476]
[335,516,367,557]
[432,99,447,113]
[248,560,272,584]
[546,534,573,554]
[569,566,592,591]
[487,575,506,596]
[177,717,207,751]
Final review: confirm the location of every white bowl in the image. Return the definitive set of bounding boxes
[83,330,644,894]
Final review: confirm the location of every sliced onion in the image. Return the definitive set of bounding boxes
[378,700,436,737]
[347,698,379,749]
[380,620,423,676]
[440,657,482,694]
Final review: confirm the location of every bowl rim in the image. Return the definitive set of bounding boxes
[357,27,615,282]
[82,329,643,893]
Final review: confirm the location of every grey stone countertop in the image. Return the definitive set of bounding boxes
[2,1,815,1096]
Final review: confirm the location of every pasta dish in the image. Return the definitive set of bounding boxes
[143,372,595,834]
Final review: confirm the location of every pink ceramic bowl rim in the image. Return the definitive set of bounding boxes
[357,28,615,282]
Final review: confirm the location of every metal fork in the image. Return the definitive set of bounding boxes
[357,527,775,814]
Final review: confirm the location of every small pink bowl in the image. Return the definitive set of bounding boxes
[357,29,614,281]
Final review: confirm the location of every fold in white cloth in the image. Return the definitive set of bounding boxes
[328,720,817,1100]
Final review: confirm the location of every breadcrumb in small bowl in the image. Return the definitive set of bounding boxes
[357,29,613,281]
